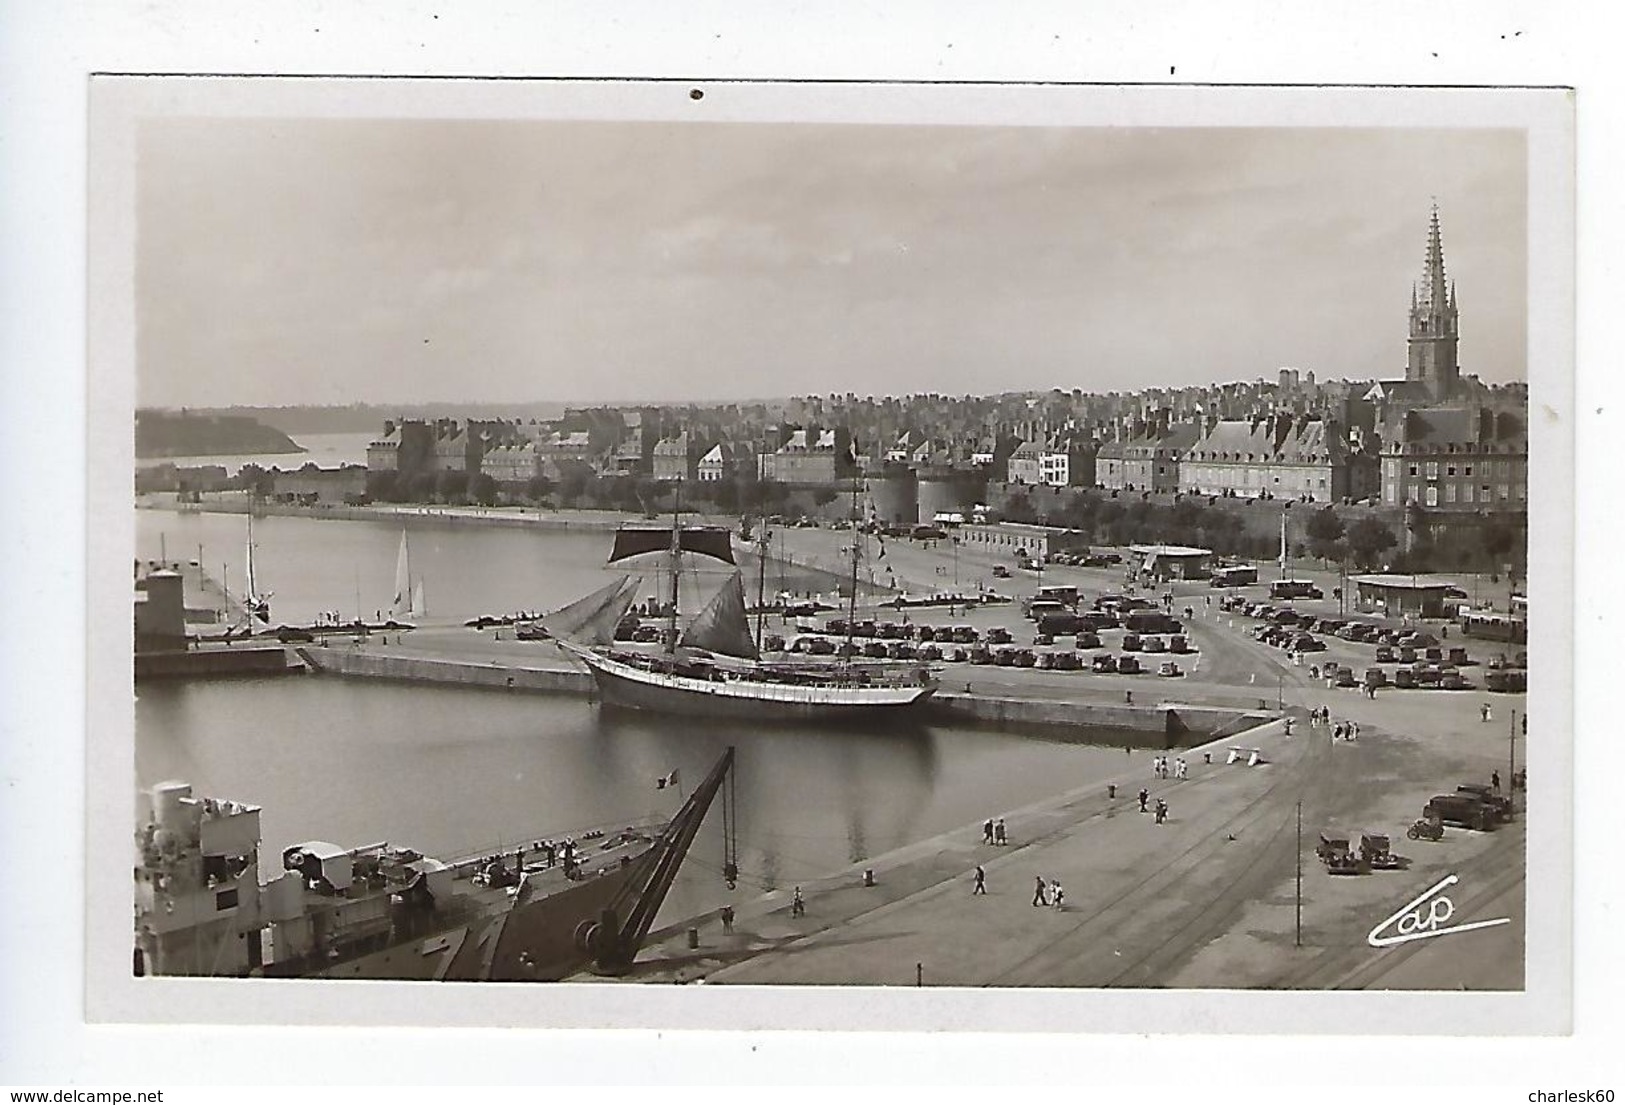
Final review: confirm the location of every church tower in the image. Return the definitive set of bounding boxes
[1406,205,1460,400]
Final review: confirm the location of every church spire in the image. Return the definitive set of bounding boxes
[1420,202,1449,311]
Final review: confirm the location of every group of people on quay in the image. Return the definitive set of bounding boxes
[1151,755,1187,780]
[1307,706,1360,741]
[980,817,1009,846]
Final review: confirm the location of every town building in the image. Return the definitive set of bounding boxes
[1380,406,1527,512]
[652,432,701,482]
[758,427,852,483]
[1351,575,1454,620]
[697,441,745,483]
[1096,416,1198,492]
[1129,544,1213,582]
[480,441,539,486]
[1005,439,1043,485]
[1181,414,1356,502]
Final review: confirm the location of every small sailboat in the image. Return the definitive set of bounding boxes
[389,529,427,621]
[243,499,272,626]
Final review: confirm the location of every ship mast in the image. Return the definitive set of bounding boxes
[754,524,769,651]
[845,476,862,660]
[667,483,682,653]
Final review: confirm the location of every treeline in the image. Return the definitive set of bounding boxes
[363,467,842,517]
[135,411,303,459]
[997,488,1523,574]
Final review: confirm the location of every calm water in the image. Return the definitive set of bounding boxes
[134,509,1134,928]
[136,431,376,474]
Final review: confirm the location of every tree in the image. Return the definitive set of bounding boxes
[812,487,839,508]
[469,472,499,507]
[1305,506,1346,561]
[525,474,554,503]
[1346,517,1397,569]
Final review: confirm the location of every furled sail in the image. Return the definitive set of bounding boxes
[607,525,736,566]
[540,576,640,646]
[678,572,759,661]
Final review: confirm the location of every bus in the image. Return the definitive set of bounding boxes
[1460,609,1528,644]
[1269,579,1324,600]
[1210,565,1258,588]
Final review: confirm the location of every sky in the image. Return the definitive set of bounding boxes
[134,119,1526,408]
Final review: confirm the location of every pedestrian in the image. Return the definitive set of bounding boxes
[1125,690,1134,705]
[1333,722,1344,741]
[983,818,995,845]
[973,865,987,895]
[1155,799,1168,824]
[1481,703,1492,723]
[1032,876,1049,907]
[1309,665,1320,680]
[791,886,805,918]
[1284,717,1295,736]
[1350,722,1359,740]
[995,818,1007,846]
[720,905,735,933]
[1138,787,1150,813]
[1491,770,1501,792]
[1051,881,1065,911]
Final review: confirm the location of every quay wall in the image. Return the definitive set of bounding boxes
[297,646,594,694]
[135,647,296,680]
[294,649,1261,744]
[928,692,1256,744]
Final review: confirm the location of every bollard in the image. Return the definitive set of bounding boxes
[863,868,876,888]
[687,927,699,949]
[1107,783,1117,799]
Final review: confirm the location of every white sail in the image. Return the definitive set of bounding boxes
[244,505,270,624]
[410,579,426,618]
[390,529,412,618]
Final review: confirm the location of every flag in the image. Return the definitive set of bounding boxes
[655,769,680,790]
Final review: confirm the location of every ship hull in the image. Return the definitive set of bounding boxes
[576,647,937,721]
[292,849,650,982]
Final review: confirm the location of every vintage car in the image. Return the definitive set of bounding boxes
[1374,645,1396,663]
[1359,831,1403,870]
[1076,632,1103,650]
[1116,655,1142,674]
[1455,783,1514,821]
[1169,634,1190,653]
[1121,632,1143,652]
[1157,661,1183,677]
[1423,793,1498,832]
[1363,667,1388,688]
[1092,654,1117,673]
[1393,668,1418,689]
[1316,831,1366,874]
[1334,668,1357,688]
[1142,635,1166,653]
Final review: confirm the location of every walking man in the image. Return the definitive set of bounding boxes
[983,818,995,845]
[973,865,987,895]
[1155,798,1169,825]
[791,886,805,918]
[995,818,1007,846]
[1032,875,1049,907]
[1491,770,1502,792]
[1481,703,1492,723]
[721,905,735,934]
[1138,787,1150,813]
[1051,881,1065,911]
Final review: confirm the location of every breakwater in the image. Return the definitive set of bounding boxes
[135,646,299,680]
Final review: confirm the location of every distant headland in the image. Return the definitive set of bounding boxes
[135,410,305,459]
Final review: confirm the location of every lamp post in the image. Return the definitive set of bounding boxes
[1295,799,1303,947]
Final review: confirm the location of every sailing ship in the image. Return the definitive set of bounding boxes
[389,528,427,621]
[548,492,938,720]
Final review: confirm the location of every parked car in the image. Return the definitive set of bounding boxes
[1393,668,1417,688]
[1398,646,1417,664]
[1423,793,1497,831]
[806,637,836,655]
[1292,634,1327,653]
[969,645,994,665]
[1157,661,1183,677]
[1169,635,1190,653]
[917,643,942,661]
[1447,646,1470,665]
[1076,632,1103,650]
[1374,645,1396,663]
[992,565,1012,579]
[1455,783,1514,821]
[1052,651,1081,671]
[986,626,1013,645]
[1122,632,1143,652]
[1092,654,1116,673]
[1334,668,1357,688]
[1142,636,1166,653]
[1440,671,1471,691]
[1363,667,1388,688]
[1116,655,1141,674]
